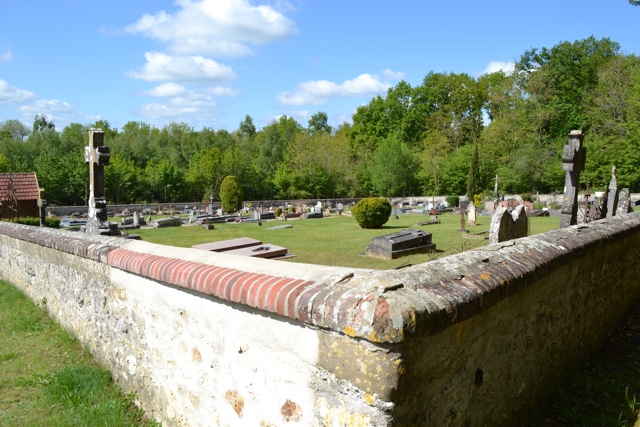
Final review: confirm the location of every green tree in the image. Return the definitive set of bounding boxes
[220,176,243,213]
[0,153,10,173]
[467,142,480,200]
[185,146,224,201]
[370,135,418,197]
[0,119,30,140]
[308,112,332,135]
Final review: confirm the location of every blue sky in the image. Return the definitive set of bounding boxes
[1,1,639,133]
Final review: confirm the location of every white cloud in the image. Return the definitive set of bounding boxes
[483,60,515,75]
[1,50,12,62]
[381,69,405,80]
[143,82,187,97]
[125,0,296,57]
[127,52,236,83]
[142,82,239,98]
[18,99,100,128]
[0,79,98,128]
[136,85,241,122]
[0,79,37,104]
[276,71,402,106]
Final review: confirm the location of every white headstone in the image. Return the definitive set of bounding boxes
[467,202,476,225]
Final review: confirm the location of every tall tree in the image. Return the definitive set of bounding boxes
[467,143,480,201]
[308,112,332,135]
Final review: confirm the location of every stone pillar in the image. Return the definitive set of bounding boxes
[560,130,586,228]
[84,129,112,235]
[606,166,618,218]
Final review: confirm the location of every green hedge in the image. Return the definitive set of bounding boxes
[10,217,61,228]
[446,196,459,207]
[352,198,392,229]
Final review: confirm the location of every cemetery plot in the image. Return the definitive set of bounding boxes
[365,229,436,259]
[192,237,294,260]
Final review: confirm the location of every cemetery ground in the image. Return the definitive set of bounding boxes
[131,212,559,270]
[0,280,160,427]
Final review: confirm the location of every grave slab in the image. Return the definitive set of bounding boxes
[192,237,262,252]
[365,229,435,259]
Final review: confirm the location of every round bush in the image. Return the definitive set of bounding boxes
[220,176,243,213]
[352,198,392,229]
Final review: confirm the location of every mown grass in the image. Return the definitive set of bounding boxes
[133,211,561,270]
[0,281,160,427]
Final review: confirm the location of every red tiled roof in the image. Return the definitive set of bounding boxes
[0,172,41,201]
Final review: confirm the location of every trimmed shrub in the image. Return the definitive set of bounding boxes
[275,207,283,217]
[352,198,392,229]
[220,176,244,213]
[446,196,459,207]
[12,217,60,228]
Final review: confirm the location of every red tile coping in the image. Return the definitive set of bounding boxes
[107,248,326,320]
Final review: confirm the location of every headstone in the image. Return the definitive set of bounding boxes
[37,192,47,227]
[607,166,619,218]
[485,201,495,213]
[83,128,119,235]
[153,217,182,228]
[560,130,586,228]
[365,229,435,259]
[489,205,528,244]
[467,202,476,226]
[616,187,632,215]
[133,210,140,227]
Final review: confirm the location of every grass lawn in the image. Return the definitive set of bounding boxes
[132,211,561,270]
[0,281,159,427]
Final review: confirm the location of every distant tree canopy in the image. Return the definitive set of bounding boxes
[1,36,639,205]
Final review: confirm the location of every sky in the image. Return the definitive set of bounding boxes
[1,1,639,133]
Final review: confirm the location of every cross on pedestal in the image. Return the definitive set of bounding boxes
[84,129,113,234]
[560,130,586,228]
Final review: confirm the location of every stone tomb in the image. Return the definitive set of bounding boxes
[192,237,293,260]
[365,229,435,259]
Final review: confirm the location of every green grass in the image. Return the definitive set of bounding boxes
[0,281,160,427]
[133,211,560,270]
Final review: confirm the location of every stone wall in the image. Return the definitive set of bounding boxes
[2,212,640,426]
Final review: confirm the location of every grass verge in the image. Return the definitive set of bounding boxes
[0,280,160,427]
[133,211,560,270]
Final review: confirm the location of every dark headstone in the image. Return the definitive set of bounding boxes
[301,212,323,219]
[560,130,586,227]
[365,229,435,259]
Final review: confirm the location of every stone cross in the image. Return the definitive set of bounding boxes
[606,165,618,218]
[84,129,111,234]
[559,130,586,228]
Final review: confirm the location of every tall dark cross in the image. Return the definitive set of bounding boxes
[84,129,111,234]
[560,130,586,228]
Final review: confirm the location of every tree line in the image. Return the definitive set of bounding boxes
[1,36,639,206]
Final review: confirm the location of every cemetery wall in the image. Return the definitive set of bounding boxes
[2,212,640,426]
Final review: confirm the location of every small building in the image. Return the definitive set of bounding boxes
[0,172,44,220]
